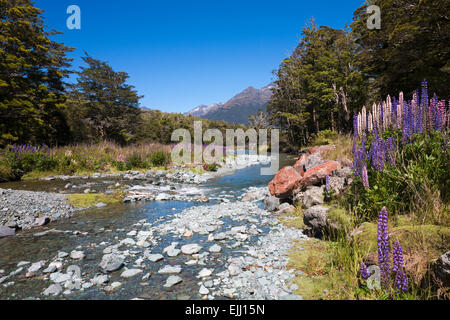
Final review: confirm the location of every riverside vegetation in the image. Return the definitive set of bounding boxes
[272,82,448,300]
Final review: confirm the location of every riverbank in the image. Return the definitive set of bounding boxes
[0,153,274,235]
[0,182,306,300]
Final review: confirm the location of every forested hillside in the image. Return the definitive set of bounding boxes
[268,0,449,148]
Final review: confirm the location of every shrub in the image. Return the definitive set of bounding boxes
[203,163,219,172]
[151,151,167,167]
[311,130,339,146]
[126,153,145,169]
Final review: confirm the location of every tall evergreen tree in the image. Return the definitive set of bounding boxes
[68,54,143,145]
[268,21,366,147]
[351,0,450,100]
[0,0,73,146]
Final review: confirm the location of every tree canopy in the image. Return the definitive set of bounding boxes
[67,54,143,145]
[0,0,73,146]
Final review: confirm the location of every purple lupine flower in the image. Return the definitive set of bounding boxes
[392,241,404,273]
[386,137,396,166]
[377,207,390,288]
[393,241,408,292]
[360,262,371,279]
[437,100,446,131]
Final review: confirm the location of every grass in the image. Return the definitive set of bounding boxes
[67,193,122,208]
[287,239,364,300]
[279,207,306,230]
[306,130,353,164]
[0,141,172,181]
[283,196,449,299]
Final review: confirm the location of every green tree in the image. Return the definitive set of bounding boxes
[351,0,450,101]
[68,54,143,145]
[0,0,73,146]
[268,21,366,147]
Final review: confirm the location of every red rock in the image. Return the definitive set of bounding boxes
[306,145,336,156]
[293,154,308,176]
[296,161,341,190]
[269,166,303,199]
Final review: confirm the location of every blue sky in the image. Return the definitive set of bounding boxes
[35,0,364,113]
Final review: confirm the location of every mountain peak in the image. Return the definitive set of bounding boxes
[185,84,273,124]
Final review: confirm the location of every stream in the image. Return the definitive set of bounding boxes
[0,154,303,300]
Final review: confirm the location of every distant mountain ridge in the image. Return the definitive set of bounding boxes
[185,84,274,124]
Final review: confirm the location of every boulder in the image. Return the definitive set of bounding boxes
[306,145,336,156]
[99,254,125,272]
[304,205,329,233]
[276,203,296,215]
[263,195,280,212]
[269,166,303,199]
[293,154,308,176]
[294,186,324,209]
[432,251,450,287]
[304,205,343,238]
[296,161,341,191]
[0,226,15,238]
[304,153,324,171]
[34,217,50,227]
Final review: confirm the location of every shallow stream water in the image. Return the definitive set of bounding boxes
[0,154,297,300]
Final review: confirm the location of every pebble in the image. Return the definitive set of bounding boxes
[164,276,182,288]
[43,284,63,296]
[158,265,182,274]
[209,244,222,253]
[147,254,164,263]
[120,269,143,278]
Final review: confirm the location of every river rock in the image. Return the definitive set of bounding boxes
[70,250,85,260]
[228,264,241,277]
[58,251,69,259]
[99,254,125,272]
[0,226,15,238]
[303,205,342,237]
[147,254,164,263]
[28,261,46,273]
[43,284,63,296]
[34,217,50,227]
[164,275,182,288]
[198,268,213,278]
[209,244,222,253]
[295,161,341,191]
[268,166,303,199]
[92,274,110,285]
[263,195,280,212]
[276,203,296,215]
[181,244,202,255]
[432,251,450,287]
[199,285,209,295]
[120,269,143,278]
[167,248,181,257]
[50,272,72,283]
[158,265,182,274]
[294,186,324,208]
